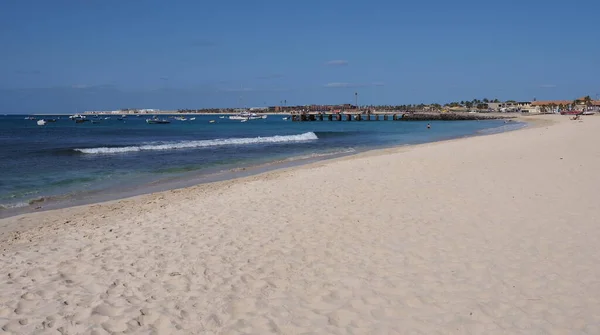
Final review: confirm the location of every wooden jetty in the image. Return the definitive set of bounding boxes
[292,112,401,122]
[291,111,514,122]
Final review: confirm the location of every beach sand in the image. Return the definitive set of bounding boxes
[1,115,599,334]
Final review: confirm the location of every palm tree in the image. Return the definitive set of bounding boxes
[583,95,592,109]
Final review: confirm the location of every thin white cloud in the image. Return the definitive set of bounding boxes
[256,74,285,80]
[325,82,353,88]
[325,82,384,88]
[325,60,349,66]
[70,84,117,90]
[220,87,290,92]
[220,87,254,92]
[540,84,557,88]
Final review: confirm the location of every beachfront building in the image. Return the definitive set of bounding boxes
[531,96,600,113]
[484,101,533,112]
[531,100,573,113]
[268,104,357,113]
[83,109,161,115]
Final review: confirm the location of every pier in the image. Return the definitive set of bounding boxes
[291,111,515,122]
[292,112,401,122]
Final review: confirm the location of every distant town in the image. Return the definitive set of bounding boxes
[83,95,600,115]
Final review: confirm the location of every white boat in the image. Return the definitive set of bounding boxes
[146,118,170,124]
[240,119,248,123]
[282,117,289,120]
[219,116,225,119]
[174,116,187,121]
[229,111,267,120]
[209,120,215,123]
[69,114,85,120]
[190,117,196,121]
[582,111,596,115]
[37,119,46,126]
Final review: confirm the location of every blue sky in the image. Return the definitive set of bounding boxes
[1,0,599,113]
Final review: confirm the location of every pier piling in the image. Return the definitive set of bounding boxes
[290,111,513,122]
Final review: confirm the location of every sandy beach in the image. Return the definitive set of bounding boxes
[1,115,599,334]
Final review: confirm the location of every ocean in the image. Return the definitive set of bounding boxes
[0,114,525,217]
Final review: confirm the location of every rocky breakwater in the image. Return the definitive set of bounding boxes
[399,112,515,121]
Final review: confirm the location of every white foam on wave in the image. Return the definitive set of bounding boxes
[75,132,319,154]
[0,201,30,210]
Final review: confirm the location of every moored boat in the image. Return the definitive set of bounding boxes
[229,111,267,120]
[146,118,170,124]
[69,114,85,120]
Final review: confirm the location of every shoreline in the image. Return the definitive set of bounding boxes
[2,114,598,334]
[1,119,527,221]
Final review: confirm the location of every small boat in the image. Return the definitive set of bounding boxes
[219,116,225,119]
[25,116,37,120]
[209,120,215,123]
[582,111,596,115]
[146,118,170,124]
[37,120,46,126]
[104,117,110,120]
[69,114,85,120]
[229,111,266,120]
[190,117,196,121]
[240,119,248,123]
[174,116,187,121]
[282,117,289,120]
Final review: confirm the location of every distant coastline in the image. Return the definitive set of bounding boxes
[31,112,293,116]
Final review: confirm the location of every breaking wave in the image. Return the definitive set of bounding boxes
[74,132,319,154]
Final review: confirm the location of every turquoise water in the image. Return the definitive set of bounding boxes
[0,114,524,215]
